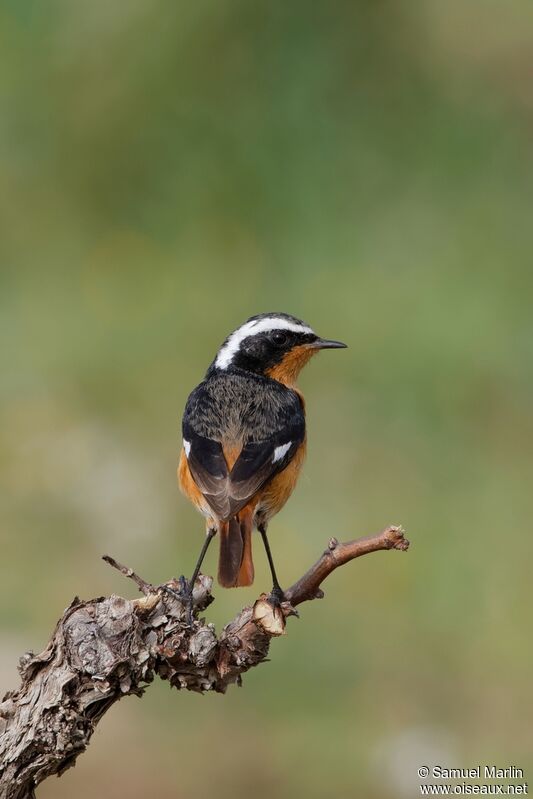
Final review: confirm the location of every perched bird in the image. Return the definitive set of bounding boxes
[178,312,346,604]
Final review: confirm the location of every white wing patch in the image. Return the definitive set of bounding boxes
[183,439,191,458]
[272,442,291,463]
[215,317,314,370]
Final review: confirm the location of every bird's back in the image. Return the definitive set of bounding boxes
[182,368,305,446]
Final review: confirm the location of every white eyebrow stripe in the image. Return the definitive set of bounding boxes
[215,317,314,369]
[272,442,292,463]
[183,439,191,458]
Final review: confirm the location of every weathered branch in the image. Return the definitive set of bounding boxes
[0,525,408,799]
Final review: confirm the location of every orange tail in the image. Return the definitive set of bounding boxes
[218,510,254,587]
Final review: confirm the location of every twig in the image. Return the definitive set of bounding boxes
[286,525,408,605]
[102,554,156,596]
[0,525,409,799]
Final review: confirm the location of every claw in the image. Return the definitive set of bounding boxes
[266,586,298,616]
[280,600,299,619]
[268,585,286,607]
[252,584,298,636]
[161,583,182,604]
[161,579,195,627]
[253,594,286,636]
[179,576,195,627]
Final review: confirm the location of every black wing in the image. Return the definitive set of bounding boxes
[184,430,232,519]
[226,426,303,511]
[182,378,305,521]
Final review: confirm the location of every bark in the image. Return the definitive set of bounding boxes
[0,525,409,799]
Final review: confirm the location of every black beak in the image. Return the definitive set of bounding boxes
[311,337,348,350]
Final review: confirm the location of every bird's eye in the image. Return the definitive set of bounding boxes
[271,331,288,346]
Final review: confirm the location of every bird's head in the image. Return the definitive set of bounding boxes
[209,312,346,386]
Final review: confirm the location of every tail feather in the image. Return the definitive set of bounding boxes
[218,512,254,587]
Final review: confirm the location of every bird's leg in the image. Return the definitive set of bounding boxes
[252,522,298,635]
[189,526,217,594]
[258,523,285,606]
[169,527,217,625]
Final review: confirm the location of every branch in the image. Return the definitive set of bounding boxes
[286,525,409,605]
[0,525,408,799]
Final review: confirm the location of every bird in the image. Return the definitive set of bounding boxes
[177,312,346,607]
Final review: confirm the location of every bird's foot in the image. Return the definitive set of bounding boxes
[179,575,196,627]
[253,585,298,636]
[268,585,299,618]
[267,585,285,607]
[161,576,195,627]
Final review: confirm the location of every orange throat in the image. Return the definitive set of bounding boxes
[265,345,315,387]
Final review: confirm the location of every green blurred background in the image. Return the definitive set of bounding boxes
[1,1,532,796]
